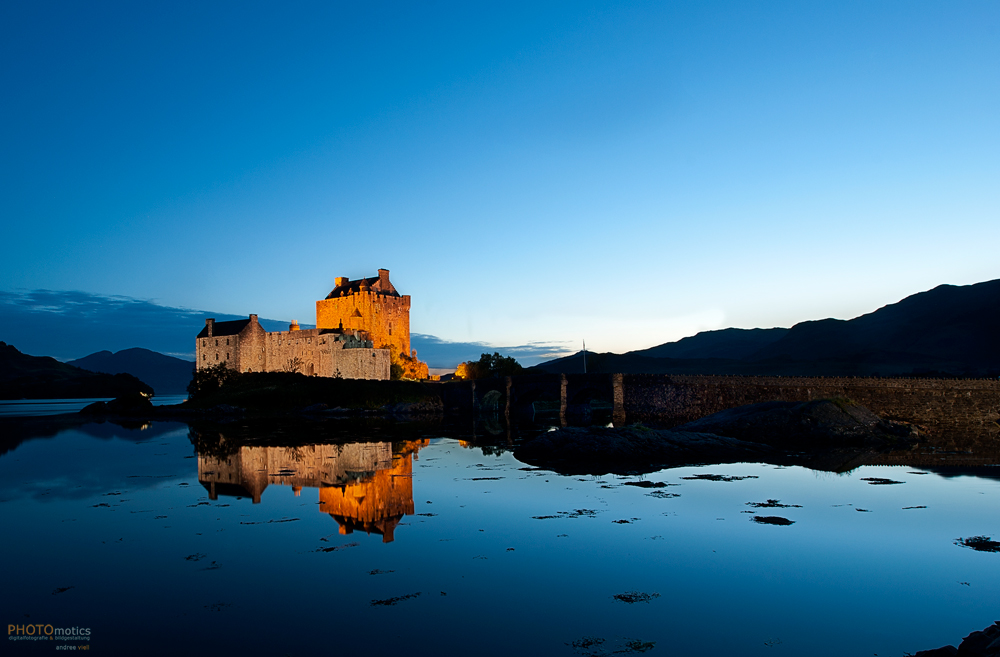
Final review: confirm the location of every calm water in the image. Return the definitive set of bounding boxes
[0,395,187,417]
[1,415,998,656]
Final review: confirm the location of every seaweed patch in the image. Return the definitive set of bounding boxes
[682,474,758,482]
[751,516,795,526]
[955,536,1000,553]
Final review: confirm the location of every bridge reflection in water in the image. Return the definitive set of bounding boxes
[198,440,428,542]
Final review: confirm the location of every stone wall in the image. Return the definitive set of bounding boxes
[320,345,391,380]
[264,328,324,375]
[621,374,1000,435]
[197,320,389,380]
[196,334,238,369]
[195,318,268,372]
[237,319,267,372]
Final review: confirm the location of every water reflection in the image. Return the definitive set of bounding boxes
[196,433,427,542]
[318,441,424,542]
[2,413,1000,656]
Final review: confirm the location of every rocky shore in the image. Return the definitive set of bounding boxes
[514,424,775,475]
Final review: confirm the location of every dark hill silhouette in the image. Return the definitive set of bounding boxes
[531,279,1000,377]
[749,281,1000,370]
[633,327,788,360]
[69,348,195,395]
[0,342,153,400]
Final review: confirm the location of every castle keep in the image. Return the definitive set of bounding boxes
[195,269,424,380]
[316,268,411,358]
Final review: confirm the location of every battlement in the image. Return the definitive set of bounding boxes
[316,269,413,359]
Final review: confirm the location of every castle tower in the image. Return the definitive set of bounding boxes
[315,269,412,359]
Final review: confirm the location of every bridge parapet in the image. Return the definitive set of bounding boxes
[439,373,999,437]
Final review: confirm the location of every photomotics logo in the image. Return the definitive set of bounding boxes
[8,624,91,644]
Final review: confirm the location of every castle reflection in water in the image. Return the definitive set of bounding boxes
[197,439,428,542]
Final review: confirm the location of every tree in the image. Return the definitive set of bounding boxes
[187,363,240,400]
[455,352,523,379]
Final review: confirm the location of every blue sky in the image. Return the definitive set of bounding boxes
[1,1,997,363]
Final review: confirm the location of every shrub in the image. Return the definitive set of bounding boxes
[456,352,523,379]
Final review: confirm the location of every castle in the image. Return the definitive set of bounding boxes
[195,269,426,380]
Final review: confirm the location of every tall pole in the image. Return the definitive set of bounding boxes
[582,339,587,374]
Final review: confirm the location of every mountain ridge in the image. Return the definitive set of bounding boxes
[531,279,1000,377]
[69,348,195,395]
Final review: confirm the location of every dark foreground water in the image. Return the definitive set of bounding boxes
[1,415,998,656]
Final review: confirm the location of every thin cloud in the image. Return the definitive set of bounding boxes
[411,333,574,368]
[0,289,293,361]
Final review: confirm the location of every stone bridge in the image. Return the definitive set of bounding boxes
[438,373,1000,438]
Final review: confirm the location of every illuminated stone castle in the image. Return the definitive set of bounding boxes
[195,269,426,380]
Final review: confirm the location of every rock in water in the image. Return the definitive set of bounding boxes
[913,647,958,656]
[913,619,1000,656]
[514,424,775,475]
[80,392,153,415]
[676,398,915,449]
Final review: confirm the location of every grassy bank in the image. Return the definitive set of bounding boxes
[184,371,441,412]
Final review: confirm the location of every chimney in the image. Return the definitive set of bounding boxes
[378,268,389,287]
[206,318,215,337]
[249,314,258,324]
[334,276,348,287]
[290,320,300,331]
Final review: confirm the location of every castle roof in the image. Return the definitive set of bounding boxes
[197,318,251,339]
[326,276,400,299]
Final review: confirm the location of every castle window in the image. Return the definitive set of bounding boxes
[226,352,229,360]
[203,355,206,361]
[215,353,219,361]
[215,339,218,346]
[226,338,230,345]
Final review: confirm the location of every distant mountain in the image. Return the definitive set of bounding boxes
[531,279,1000,377]
[69,348,195,395]
[0,342,153,399]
